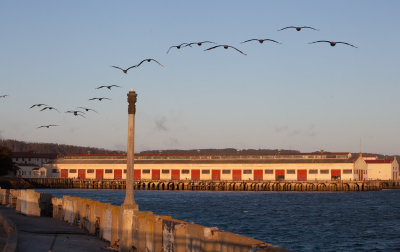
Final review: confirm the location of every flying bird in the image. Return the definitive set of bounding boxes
[135,58,164,68]
[204,45,247,55]
[37,124,58,129]
[30,104,48,109]
[278,26,319,31]
[0,95,8,98]
[185,41,216,47]
[96,85,121,90]
[65,110,86,118]
[241,39,281,44]
[111,65,137,74]
[40,106,59,112]
[89,97,111,101]
[77,107,98,113]
[166,43,190,53]
[309,40,358,48]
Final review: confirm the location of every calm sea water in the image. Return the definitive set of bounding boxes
[35,189,400,251]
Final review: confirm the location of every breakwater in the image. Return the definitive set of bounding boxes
[25,178,400,191]
[0,188,286,252]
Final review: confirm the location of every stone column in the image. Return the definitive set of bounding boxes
[120,89,139,252]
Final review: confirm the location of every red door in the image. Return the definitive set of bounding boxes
[192,170,200,180]
[212,170,221,181]
[331,169,341,180]
[96,169,104,180]
[171,169,180,180]
[61,169,68,178]
[114,169,122,179]
[275,169,285,180]
[78,169,86,179]
[232,170,242,181]
[254,170,263,180]
[152,169,160,180]
[297,170,307,181]
[134,170,141,180]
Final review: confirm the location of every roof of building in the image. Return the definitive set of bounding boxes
[365,158,394,164]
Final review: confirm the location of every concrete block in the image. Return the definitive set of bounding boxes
[51,197,63,220]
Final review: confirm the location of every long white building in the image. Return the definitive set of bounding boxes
[44,152,371,181]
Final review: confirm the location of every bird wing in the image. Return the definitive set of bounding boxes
[278,26,296,31]
[30,104,37,108]
[263,39,281,44]
[301,26,319,31]
[125,65,138,71]
[227,46,247,55]
[111,85,121,88]
[149,59,164,67]
[40,107,48,111]
[166,46,176,54]
[53,107,60,112]
[111,66,124,71]
[309,40,330,44]
[37,126,45,128]
[336,42,358,48]
[96,86,106,89]
[204,45,223,51]
[241,39,258,44]
[50,125,59,127]
[89,98,97,101]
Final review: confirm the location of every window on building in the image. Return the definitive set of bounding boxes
[222,170,231,174]
[265,169,274,174]
[309,169,318,174]
[105,169,113,174]
[162,169,170,174]
[287,169,296,174]
[343,169,352,174]
[320,169,329,174]
[124,169,127,174]
[181,169,190,174]
[52,169,60,173]
[142,169,150,174]
[70,169,77,173]
[243,170,252,174]
[202,170,210,174]
[87,169,94,173]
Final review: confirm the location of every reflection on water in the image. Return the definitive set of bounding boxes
[35,189,400,251]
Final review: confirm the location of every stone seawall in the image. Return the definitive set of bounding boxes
[0,189,287,252]
[25,178,399,191]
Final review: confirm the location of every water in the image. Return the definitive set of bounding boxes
[35,189,400,251]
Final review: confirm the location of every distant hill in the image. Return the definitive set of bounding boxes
[0,139,125,156]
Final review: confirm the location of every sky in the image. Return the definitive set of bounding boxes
[1,1,399,155]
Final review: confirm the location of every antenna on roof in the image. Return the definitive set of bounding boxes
[359,138,362,158]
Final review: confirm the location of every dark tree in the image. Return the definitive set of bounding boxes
[0,146,15,176]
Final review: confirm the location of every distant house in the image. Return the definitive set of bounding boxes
[366,158,399,180]
[12,152,58,178]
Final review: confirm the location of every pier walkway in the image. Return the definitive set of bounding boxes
[0,206,114,252]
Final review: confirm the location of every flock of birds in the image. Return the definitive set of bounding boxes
[1,25,357,129]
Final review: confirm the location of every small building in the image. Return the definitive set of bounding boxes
[13,151,57,178]
[45,152,367,181]
[366,158,399,180]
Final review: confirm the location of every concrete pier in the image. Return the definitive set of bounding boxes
[25,178,398,191]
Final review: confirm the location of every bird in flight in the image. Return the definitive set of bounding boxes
[89,97,111,101]
[37,124,58,129]
[204,45,247,55]
[0,95,8,98]
[185,41,216,47]
[65,110,86,118]
[30,103,48,109]
[278,26,319,31]
[241,39,281,44]
[77,107,98,113]
[309,40,358,48]
[96,85,121,90]
[135,58,164,68]
[167,43,190,53]
[40,106,59,112]
[111,65,137,74]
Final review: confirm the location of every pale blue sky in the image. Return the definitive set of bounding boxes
[1,1,399,154]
